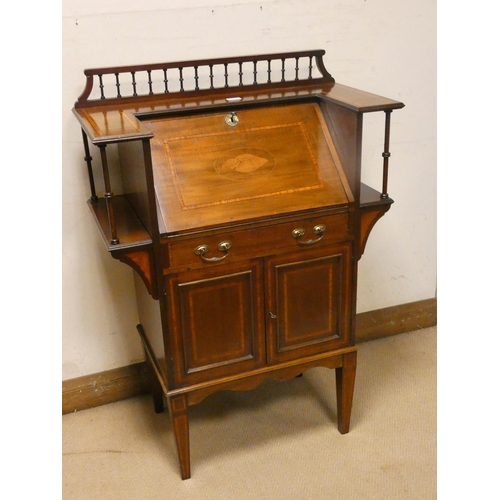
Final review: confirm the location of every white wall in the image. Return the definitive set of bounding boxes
[62,0,436,380]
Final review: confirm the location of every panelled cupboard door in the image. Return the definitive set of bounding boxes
[166,259,266,387]
[265,243,353,364]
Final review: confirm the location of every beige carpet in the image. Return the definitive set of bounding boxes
[62,327,436,499]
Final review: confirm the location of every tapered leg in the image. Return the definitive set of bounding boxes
[335,349,357,434]
[168,395,191,480]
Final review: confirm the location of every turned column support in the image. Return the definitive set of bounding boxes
[81,129,98,203]
[381,109,393,199]
[98,144,119,245]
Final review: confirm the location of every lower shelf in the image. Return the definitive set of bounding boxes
[88,195,152,251]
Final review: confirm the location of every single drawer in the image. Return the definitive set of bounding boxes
[164,213,350,270]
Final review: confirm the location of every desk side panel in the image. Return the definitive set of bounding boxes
[319,101,362,202]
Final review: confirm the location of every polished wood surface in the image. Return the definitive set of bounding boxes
[73,82,404,145]
[146,102,352,234]
[73,50,404,480]
[164,212,350,272]
[166,260,266,388]
[266,243,352,364]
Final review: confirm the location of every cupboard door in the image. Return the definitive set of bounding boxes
[166,260,265,387]
[266,244,352,364]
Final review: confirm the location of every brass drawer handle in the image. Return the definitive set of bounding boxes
[194,240,232,262]
[292,224,326,245]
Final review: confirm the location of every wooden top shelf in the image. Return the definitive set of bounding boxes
[73,85,404,145]
[72,50,404,145]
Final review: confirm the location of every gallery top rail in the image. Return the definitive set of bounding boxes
[74,50,335,108]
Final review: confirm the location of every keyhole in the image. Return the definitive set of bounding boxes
[225,112,239,127]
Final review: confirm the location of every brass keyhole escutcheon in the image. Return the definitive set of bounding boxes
[225,112,239,127]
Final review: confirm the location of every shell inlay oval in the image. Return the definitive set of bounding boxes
[215,147,276,180]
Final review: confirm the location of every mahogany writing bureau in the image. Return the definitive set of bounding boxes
[72,50,404,480]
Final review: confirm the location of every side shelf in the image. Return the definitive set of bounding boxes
[88,195,152,251]
[359,183,394,210]
[89,196,157,298]
[358,183,394,259]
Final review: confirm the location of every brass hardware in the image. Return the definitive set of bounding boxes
[194,240,232,262]
[225,112,239,127]
[268,311,277,319]
[291,224,326,245]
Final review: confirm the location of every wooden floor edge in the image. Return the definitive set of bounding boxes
[62,297,436,414]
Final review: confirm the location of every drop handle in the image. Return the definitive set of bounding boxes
[194,240,232,262]
[291,224,326,245]
[268,311,277,319]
